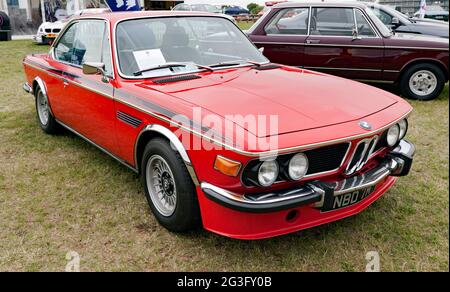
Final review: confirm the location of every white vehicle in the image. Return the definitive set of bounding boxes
[172,3,236,23]
[34,8,110,44]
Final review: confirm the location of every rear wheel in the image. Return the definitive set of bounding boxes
[35,87,60,134]
[399,63,445,101]
[141,138,200,232]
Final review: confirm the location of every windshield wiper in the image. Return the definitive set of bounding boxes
[209,60,264,69]
[133,63,213,76]
[209,61,244,68]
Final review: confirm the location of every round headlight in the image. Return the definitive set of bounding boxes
[398,119,408,139]
[258,160,279,187]
[386,124,400,146]
[288,153,309,180]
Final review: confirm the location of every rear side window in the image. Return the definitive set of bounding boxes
[265,8,309,35]
[311,7,354,36]
[54,20,106,66]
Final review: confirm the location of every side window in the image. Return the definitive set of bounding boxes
[265,8,309,35]
[101,26,113,76]
[355,10,376,37]
[71,20,105,66]
[370,8,392,25]
[54,23,78,63]
[311,8,354,36]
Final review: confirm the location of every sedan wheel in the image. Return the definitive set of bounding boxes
[408,70,438,97]
[400,63,445,101]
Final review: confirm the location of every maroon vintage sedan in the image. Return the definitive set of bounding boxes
[247,2,449,101]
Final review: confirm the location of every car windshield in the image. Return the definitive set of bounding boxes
[365,7,392,37]
[116,17,268,77]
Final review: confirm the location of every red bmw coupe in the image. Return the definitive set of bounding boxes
[23,11,415,239]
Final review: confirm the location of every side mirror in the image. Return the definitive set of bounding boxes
[391,17,401,28]
[82,62,109,83]
[258,47,265,54]
[352,28,362,40]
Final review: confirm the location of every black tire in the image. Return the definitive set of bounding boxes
[141,138,200,232]
[35,86,60,134]
[399,63,446,101]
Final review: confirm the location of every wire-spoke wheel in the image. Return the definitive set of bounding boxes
[141,138,200,232]
[146,155,177,217]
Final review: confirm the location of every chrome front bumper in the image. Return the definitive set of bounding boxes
[23,82,33,94]
[202,140,415,213]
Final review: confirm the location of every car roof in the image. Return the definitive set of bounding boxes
[274,1,368,9]
[77,10,222,24]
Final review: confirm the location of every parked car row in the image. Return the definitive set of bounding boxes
[23,10,419,239]
[247,2,449,101]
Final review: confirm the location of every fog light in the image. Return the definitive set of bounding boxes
[386,124,400,147]
[258,160,279,187]
[288,153,309,180]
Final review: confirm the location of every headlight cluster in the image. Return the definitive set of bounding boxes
[243,154,309,187]
[386,118,408,147]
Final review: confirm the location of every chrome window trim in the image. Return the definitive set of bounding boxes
[50,17,116,80]
[112,15,269,80]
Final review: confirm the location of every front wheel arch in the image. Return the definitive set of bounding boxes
[134,124,199,185]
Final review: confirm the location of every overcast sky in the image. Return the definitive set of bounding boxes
[184,0,268,7]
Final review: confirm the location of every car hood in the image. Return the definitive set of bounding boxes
[392,32,450,44]
[407,22,449,38]
[143,67,398,137]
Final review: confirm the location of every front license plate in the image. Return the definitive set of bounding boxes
[321,185,376,212]
[47,34,56,38]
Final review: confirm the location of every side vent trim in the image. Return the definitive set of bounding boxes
[117,111,142,128]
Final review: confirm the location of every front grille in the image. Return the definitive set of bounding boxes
[52,28,61,33]
[241,143,350,186]
[373,130,387,152]
[45,28,51,33]
[345,136,378,175]
[305,143,350,175]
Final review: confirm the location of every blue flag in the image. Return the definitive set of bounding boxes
[105,0,141,12]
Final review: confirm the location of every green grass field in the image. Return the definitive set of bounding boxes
[0,40,448,271]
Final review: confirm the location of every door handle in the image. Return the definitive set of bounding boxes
[306,39,321,44]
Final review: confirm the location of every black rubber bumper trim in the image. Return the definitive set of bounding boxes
[203,188,322,214]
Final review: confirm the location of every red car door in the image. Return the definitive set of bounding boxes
[303,7,384,81]
[249,7,310,67]
[52,19,117,154]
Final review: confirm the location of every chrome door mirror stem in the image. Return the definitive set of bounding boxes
[352,28,362,40]
[82,62,109,83]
